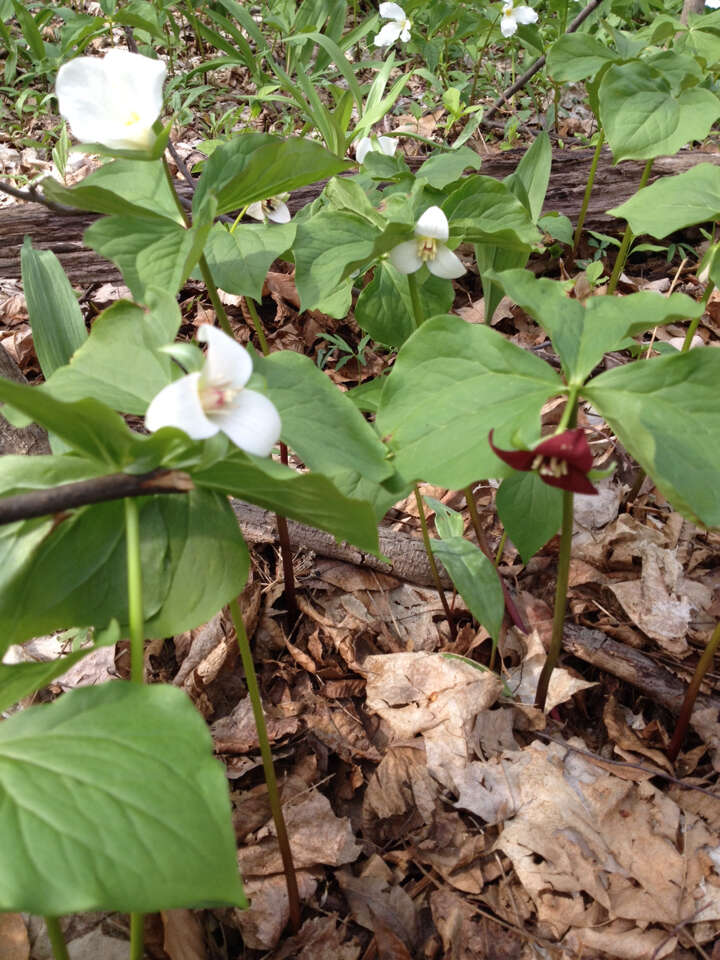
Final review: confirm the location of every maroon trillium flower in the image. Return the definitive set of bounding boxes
[489,428,598,495]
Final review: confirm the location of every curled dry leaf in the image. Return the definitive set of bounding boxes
[505,630,596,713]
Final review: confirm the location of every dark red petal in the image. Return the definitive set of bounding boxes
[540,466,598,495]
[488,429,534,471]
[534,428,593,473]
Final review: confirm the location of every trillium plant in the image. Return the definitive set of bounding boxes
[4,0,720,954]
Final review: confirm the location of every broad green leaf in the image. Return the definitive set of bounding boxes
[442,176,541,249]
[430,537,504,640]
[0,682,246,913]
[475,246,530,326]
[599,61,720,162]
[20,239,87,377]
[505,132,551,223]
[199,221,295,300]
[193,134,352,216]
[193,449,379,553]
[416,146,482,190]
[0,490,248,650]
[546,33,618,82]
[0,453,107,497]
[355,263,453,348]
[608,163,720,238]
[43,289,180,414]
[84,214,210,302]
[253,350,395,516]
[375,315,562,489]
[423,495,464,540]
[42,159,182,223]
[495,471,562,563]
[486,269,702,383]
[584,349,720,527]
[0,621,120,714]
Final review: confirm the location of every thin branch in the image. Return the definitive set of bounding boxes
[484,0,608,121]
[166,140,198,191]
[0,469,194,525]
[0,179,77,215]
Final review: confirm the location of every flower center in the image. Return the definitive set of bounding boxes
[531,454,569,478]
[124,110,141,128]
[416,235,438,262]
[502,2,514,15]
[199,383,240,412]
[402,17,412,29]
[263,198,282,215]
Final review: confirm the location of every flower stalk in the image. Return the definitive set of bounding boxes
[607,158,653,294]
[229,598,300,931]
[667,621,720,763]
[572,127,604,257]
[44,917,70,960]
[414,485,457,640]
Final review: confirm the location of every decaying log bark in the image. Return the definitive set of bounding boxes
[2,147,719,285]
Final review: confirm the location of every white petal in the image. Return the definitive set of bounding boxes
[513,6,538,25]
[246,202,264,221]
[212,389,282,457]
[145,372,218,439]
[56,57,115,144]
[707,0,720,7]
[415,206,449,242]
[379,2,406,20]
[377,136,398,156]
[428,244,466,280]
[266,200,291,224]
[399,22,412,42]
[374,21,403,45]
[198,325,253,391]
[389,239,423,274]
[355,136,372,164]
[500,15,517,36]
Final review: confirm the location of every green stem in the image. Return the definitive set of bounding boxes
[414,485,457,640]
[607,158,653,294]
[572,128,604,257]
[44,918,70,960]
[495,531,507,566]
[245,296,270,356]
[682,279,715,352]
[556,385,580,432]
[667,620,720,763]
[469,14,500,103]
[229,598,301,932]
[198,256,234,339]
[534,487,574,711]
[124,498,145,686]
[129,913,144,960]
[407,272,425,330]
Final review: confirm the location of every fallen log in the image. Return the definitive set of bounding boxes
[2,146,719,285]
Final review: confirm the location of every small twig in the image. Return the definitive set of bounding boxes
[484,0,607,122]
[0,179,77,215]
[0,469,194,525]
[166,140,197,191]
[123,25,139,53]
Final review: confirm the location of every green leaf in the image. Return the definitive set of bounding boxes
[0,490,248,650]
[42,289,180,414]
[504,132,551,223]
[442,176,541,249]
[0,621,120,714]
[42,159,182,222]
[423,495,464,539]
[355,263,453,348]
[253,349,395,516]
[193,449,379,553]
[475,246,530,326]
[599,61,720,162]
[546,33,619,82]
[430,537,504,640]
[375,315,562,488]
[193,134,352,217]
[608,163,720,238]
[486,269,702,383]
[416,146,482,190]
[495,471,562,563]
[200,221,295,300]
[584,349,720,527]
[0,682,246,913]
[20,239,87,378]
[539,211,574,246]
[0,453,107,497]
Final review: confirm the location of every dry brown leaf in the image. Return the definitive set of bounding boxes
[505,630,596,712]
[363,744,438,836]
[362,651,502,789]
[230,870,319,950]
[602,695,674,774]
[370,911,414,960]
[269,916,361,960]
[0,914,30,960]
[161,910,206,960]
[337,869,417,948]
[211,694,301,753]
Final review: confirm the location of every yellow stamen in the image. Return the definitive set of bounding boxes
[125,111,141,127]
[416,235,438,262]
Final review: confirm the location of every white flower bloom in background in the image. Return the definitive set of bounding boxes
[374,2,412,47]
[500,0,538,38]
[56,49,166,151]
[707,0,720,8]
[354,135,398,164]
[389,206,465,279]
[246,195,292,224]
[145,325,281,457]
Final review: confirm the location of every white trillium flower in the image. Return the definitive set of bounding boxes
[55,49,166,151]
[500,0,538,38]
[246,196,292,224]
[145,325,281,457]
[354,135,398,164]
[707,0,720,8]
[389,206,465,279]
[374,2,412,47]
